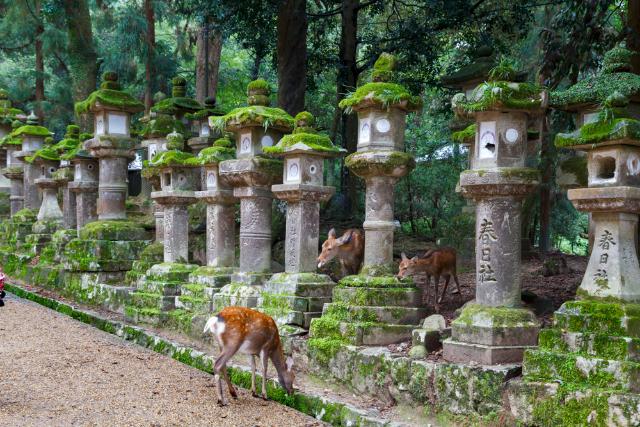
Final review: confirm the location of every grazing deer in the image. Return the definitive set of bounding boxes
[397,247,461,304]
[203,306,295,406]
[317,228,365,277]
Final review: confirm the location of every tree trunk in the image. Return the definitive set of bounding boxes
[195,22,223,103]
[251,55,262,80]
[34,0,44,120]
[336,0,360,210]
[144,0,155,114]
[539,113,554,254]
[628,0,640,74]
[63,0,98,102]
[276,0,307,115]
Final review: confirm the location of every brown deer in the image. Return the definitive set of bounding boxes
[203,306,295,406]
[317,228,365,277]
[397,247,461,304]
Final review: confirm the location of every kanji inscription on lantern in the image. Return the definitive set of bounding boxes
[478,218,498,283]
[598,230,615,250]
[479,263,496,282]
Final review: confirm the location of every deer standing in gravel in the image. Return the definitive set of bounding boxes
[317,228,364,277]
[397,247,461,304]
[203,306,295,406]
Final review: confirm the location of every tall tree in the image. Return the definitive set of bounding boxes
[33,0,45,119]
[628,0,640,73]
[276,0,307,115]
[143,0,155,113]
[195,19,223,103]
[63,0,98,103]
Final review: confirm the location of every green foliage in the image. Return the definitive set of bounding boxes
[75,89,144,115]
[451,123,475,144]
[457,80,542,112]
[197,145,236,164]
[149,150,199,168]
[11,124,51,138]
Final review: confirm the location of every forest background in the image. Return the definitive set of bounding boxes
[1,0,638,256]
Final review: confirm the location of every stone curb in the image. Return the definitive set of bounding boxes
[5,282,402,427]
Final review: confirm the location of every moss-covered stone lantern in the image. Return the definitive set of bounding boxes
[1,119,26,215]
[51,125,82,230]
[213,79,292,308]
[515,49,640,422]
[186,96,225,155]
[309,53,428,347]
[23,142,63,254]
[63,72,149,282]
[13,112,51,211]
[0,89,25,197]
[443,63,543,365]
[65,143,98,233]
[258,112,345,330]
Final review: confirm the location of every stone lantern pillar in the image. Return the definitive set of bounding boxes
[1,120,26,215]
[309,54,428,346]
[513,47,640,423]
[24,145,64,254]
[213,79,293,308]
[13,112,50,211]
[62,72,149,281]
[258,112,345,330]
[51,125,82,230]
[67,149,98,232]
[0,89,25,201]
[442,65,543,365]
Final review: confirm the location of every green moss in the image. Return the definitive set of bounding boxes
[25,146,60,163]
[149,149,199,167]
[555,117,640,147]
[345,150,415,176]
[151,97,202,115]
[75,88,144,115]
[452,123,475,144]
[247,79,271,93]
[210,105,294,132]
[559,155,588,186]
[339,82,422,113]
[338,274,414,288]
[13,208,36,222]
[197,145,235,164]
[531,386,610,427]
[79,220,147,241]
[11,124,51,138]
[454,304,536,327]
[0,135,24,146]
[263,132,342,155]
[457,80,542,113]
[140,114,186,138]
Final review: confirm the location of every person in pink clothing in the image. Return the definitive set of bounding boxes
[0,267,5,307]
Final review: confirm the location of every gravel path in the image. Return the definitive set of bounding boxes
[0,294,325,427]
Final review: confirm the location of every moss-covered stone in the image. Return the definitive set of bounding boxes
[452,123,475,144]
[344,150,416,177]
[197,145,235,165]
[79,220,147,241]
[149,150,199,168]
[11,124,52,138]
[75,87,144,115]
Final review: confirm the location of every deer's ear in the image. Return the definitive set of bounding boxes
[411,256,418,261]
[286,356,294,371]
[328,228,336,239]
[337,230,353,245]
[401,252,408,261]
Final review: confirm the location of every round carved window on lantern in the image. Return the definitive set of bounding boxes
[309,164,317,175]
[505,128,519,144]
[49,167,56,174]
[289,163,300,180]
[261,135,274,147]
[376,119,391,133]
[88,164,95,171]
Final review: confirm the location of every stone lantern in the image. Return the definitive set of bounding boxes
[1,120,26,215]
[213,79,293,308]
[0,89,25,197]
[514,48,640,423]
[258,112,345,330]
[309,53,428,346]
[186,97,225,155]
[63,72,149,280]
[13,112,51,211]
[66,148,98,232]
[442,64,543,365]
[23,144,63,254]
[51,125,82,230]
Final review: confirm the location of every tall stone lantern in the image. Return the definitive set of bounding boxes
[51,125,82,230]
[1,120,26,215]
[213,79,293,308]
[23,144,64,254]
[515,48,640,424]
[259,112,345,330]
[0,89,25,197]
[186,97,225,155]
[63,72,149,280]
[66,147,98,233]
[442,65,543,365]
[309,54,428,346]
[13,112,51,211]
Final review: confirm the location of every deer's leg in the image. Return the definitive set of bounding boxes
[453,272,461,294]
[439,275,451,304]
[215,371,226,406]
[260,350,269,400]
[214,348,239,404]
[433,275,440,307]
[250,355,258,397]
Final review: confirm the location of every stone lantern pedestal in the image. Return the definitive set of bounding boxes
[2,158,23,215]
[212,79,293,309]
[309,54,427,347]
[257,112,344,331]
[13,113,50,212]
[67,151,98,232]
[25,174,64,255]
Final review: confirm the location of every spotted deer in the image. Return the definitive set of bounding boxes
[397,247,461,304]
[203,306,295,406]
[317,228,365,277]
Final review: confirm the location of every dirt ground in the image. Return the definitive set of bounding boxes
[0,294,325,427]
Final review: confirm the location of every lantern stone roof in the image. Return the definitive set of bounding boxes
[452,60,543,114]
[339,53,422,113]
[210,79,294,133]
[0,120,25,147]
[139,113,187,138]
[197,136,236,165]
[555,92,640,148]
[75,72,144,115]
[51,124,81,154]
[551,46,640,111]
[185,96,225,120]
[0,88,25,124]
[263,112,345,157]
[11,112,52,138]
[151,76,202,115]
[148,131,198,167]
[26,146,60,163]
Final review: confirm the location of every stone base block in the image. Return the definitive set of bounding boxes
[78,219,148,241]
[23,233,53,255]
[323,303,428,325]
[443,338,536,365]
[130,291,176,311]
[553,300,640,338]
[340,322,416,346]
[63,272,133,313]
[124,306,167,326]
[62,239,150,272]
[231,271,272,286]
[144,262,199,283]
[175,295,211,313]
[539,328,640,362]
[212,282,261,310]
[32,219,62,234]
[188,266,234,288]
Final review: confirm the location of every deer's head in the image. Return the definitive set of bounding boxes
[397,252,421,278]
[317,228,354,269]
[278,356,295,395]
